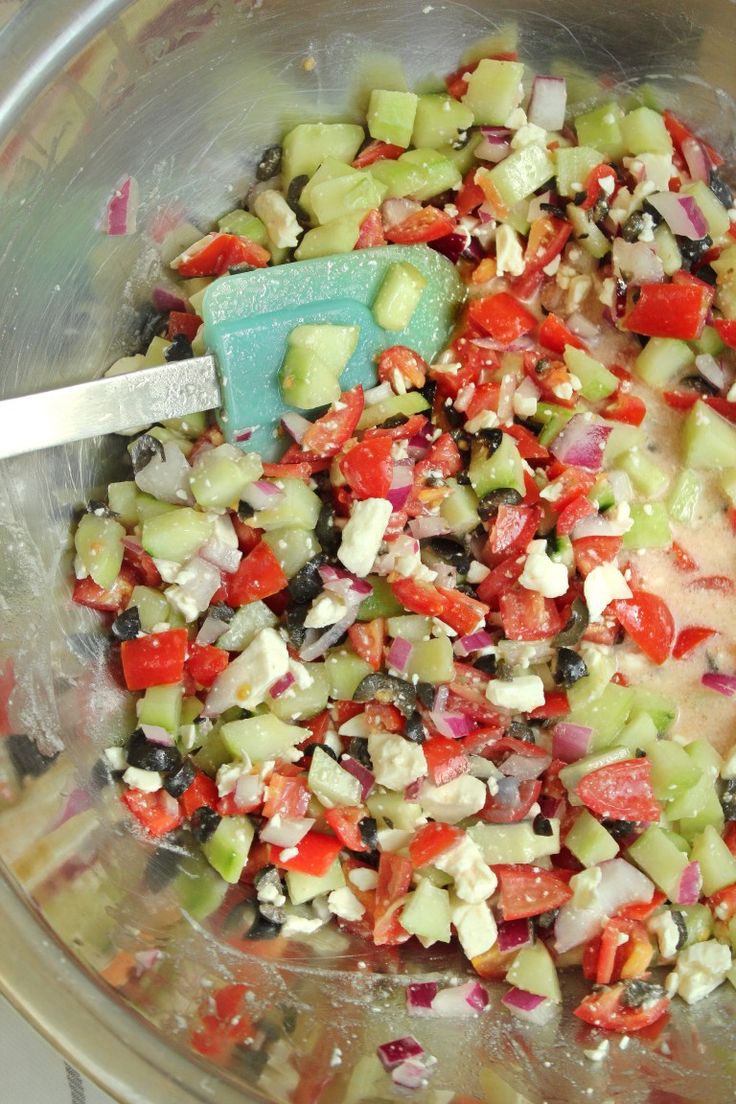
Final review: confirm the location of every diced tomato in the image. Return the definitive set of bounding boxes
[542,466,597,511]
[122,788,183,837]
[72,565,136,613]
[672,540,698,572]
[556,495,597,537]
[456,168,486,216]
[324,806,369,852]
[613,590,675,666]
[714,318,736,349]
[467,292,537,345]
[224,541,287,607]
[230,514,262,554]
[602,392,647,426]
[505,423,549,462]
[166,310,202,342]
[445,60,478,99]
[300,386,365,458]
[347,618,385,672]
[523,354,577,406]
[537,311,586,354]
[616,888,667,923]
[476,555,525,606]
[580,164,618,210]
[351,141,404,168]
[662,389,698,413]
[572,535,623,576]
[523,216,572,274]
[489,504,542,555]
[363,413,429,442]
[724,822,736,858]
[528,689,569,719]
[463,380,501,422]
[261,460,319,481]
[333,700,364,726]
[262,772,310,819]
[216,790,262,817]
[176,233,269,277]
[479,778,541,824]
[185,642,229,689]
[409,822,464,868]
[574,982,670,1033]
[270,832,343,877]
[436,587,490,636]
[499,587,562,641]
[339,436,393,499]
[576,758,660,823]
[377,344,428,390]
[391,576,446,618]
[120,628,188,691]
[689,574,736,594]
[355,208,387,248]
[494,864,573,921]
[583,917,653,986]
[706,883,736,922]
[365,701,404,733]
[179,771,219,818]
[673,625,716,660]
[122,542,162,587]
[425,432,463,476]
[374,852,413,946]
[662,109,723,166]
[423,736,470,786]
[625,282,711,341]
[385,206,455,244]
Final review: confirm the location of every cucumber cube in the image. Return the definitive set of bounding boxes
[280,323,359,409]
[614,448,669,497]
[627,687,677,734]
[356,390,429,431]
[690,325,725,357]
[135,493,179,522]
[682,400,736,470]
[217,601,278,651]
[288,320,361,365]
[613,713,659,754]
[107,481,139,527]
[461,59,525,126]
[137,683,183,732]
[357,576,405,621]
[481,144,555,209]
[621,107,673,155]
[506,941,562,1002]
[677,789,725,839]
[367,790,423,831]
[406,636,455,685]
[690,825,736,895]
[308,746,363,807]
[252,478,322,531]
[221,714,303,761]
[286,859,346,905]
[654,224,682,276]
[412,94,474,149]
[668,468,702,524]
[554,146,603,197]
[262,527,319,579]
[566,203,611,259]
[623,502,672,550]
[469,434,525,498]
[468,820,561,864]
[324,649,373,699]
[648,740,703,802]
[682,181,729,241]
[635,336,694,389]
[400,878,452,943]
[309,173,386,227]
[566,647,616,708]
[563,346,618,400]
[129,585,171,631]
[74,513,125,589]
[574,102,625,159]
[193,727,231,775]
[666,770,719,824]
[387,615,433,642]
[141,507,213,562]
[372,261,427,331]
[566,809,619,867]
[217,209,268,244]
[282,122,364,185]
[294,211,366,260]
[367,89,418,148]
[175,854,228,920]
[398,148,461,200]
[267,662,329,722]
[603,421,644,463]
[628,825,689,899]
[190,446,262,511]
[721,468,736,506]
[202,815,255,883]
[440,481,482,536]
[567,684,633,752]
[368,158,429,198]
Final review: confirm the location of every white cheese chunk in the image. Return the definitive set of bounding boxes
[122,767,163,793]
[495,224,525,278]
[304,591,348,629]
[420,775,487,824]
[253,188,302,248]
[433,835,497,903]
[104,746,127,772]
[327,887,365,922]
[569,866,602,911]
[486,674,545,712]
[338,498,392,576]
[451,899,498,959]
[204,626,288,715]
[466,560,490,584]
[669,940,732,1004]
[648,911,681,960]
[519,539,569,598]
[368,731,427,791]
[583,562,632,622]
[349,867,379,892]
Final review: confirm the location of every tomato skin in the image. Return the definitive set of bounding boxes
[489,504,542,555]
[377,345,428,389]
[351,141,404,168]
[576,758,660,823]
[120,628,188,691]
[538,312,585,354]
[556,495,597,537]
[166,310,202,342]
[122,789,183,837]
[347,618,385,671]
[523,216,572,273]
[324,806,369,852]
[572,535,623,576]
[574,983,670,1033]
[269,832,343,877]
[467,292,537,345]
[409,822,463,867]
[224,541,287,606]
[176,233,269,277]
[494,864,573,921]
[624,282,711,340]
[602,392,647,426]
[339,436,394,499]
[385,206,455,244]
[613,589,675,666]
[499,587,562,641]
[355,208,386,248]
[186,642,229,689]
[301,386,365,458]
[72,566,136,612]
[423,736,470,786]
[673,625,716,659]
[179,772,219,819]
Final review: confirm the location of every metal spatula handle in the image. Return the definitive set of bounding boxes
[0,356,221,460]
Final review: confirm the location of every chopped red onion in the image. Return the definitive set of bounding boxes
[408,516,451,539]
[196,614,230,646]
[377,1035,425,1071]
[51,788,93,831]
[364,381,395,406]
[133,948,162,975]
[480,126,512,140]
[681,136,711,183]
[241,479,284,511]
[647,191,708,240]
[199,538,242,574]
[497,372,517,425]
[455,629,494,657]
[702,672,736,697]
[319,564,373,598]
[270,671,296,698]
[430,229,471,265]
[676,860,702,905]
[550,414,612,471]
[260,815,314,847]
[281,411,312,443]
[104,175,139,235]
[387,636,413,673]
[502,988,556,1024]
[151,286,188,313]
[612,239,664,285]
[475,136,511,163]
[141,724,176,747]
[695,353,727,391]
[497,918,534,954]
[471,334,535,352]
[340,755,375,800]
[387,462,414,511]
[565,311,599,341]
[552,722,593,763]
[299,607,361,662]
[527,75,567,132]
[381,197,421,230]
[571,512,617,539]
[430,980,489,1017]
[134,440,194,505]
[406,981,439,1014]
[234,426,255,443]
[500,752,551,779]
[404,776,423,801]
[554,859,655,953]
[429,710,475,739]
[433,684,450,712]
[234,772,263,808]
[391,1057,435,1090]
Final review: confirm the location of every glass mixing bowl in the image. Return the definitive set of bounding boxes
[1,1,735,1101]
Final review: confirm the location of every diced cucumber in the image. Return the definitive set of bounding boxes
[180,696,203,726]
[280,323,360,408]
[367,791,424,831]
[74,512,125,589]
[554,146,603,197]
[253,477,322,531]
[141,507,213,562]
[534,401,576,447]
[193,726,231,774]
[634,336,694,389]
[202,815,254,883]
[628,825,689,899]
[398,148,461,200]
[690,825,736,895]
[691,325,725,358]
[307,167,387,226]
[566,203,610,259]
[175,854,229,921]
[506,941,561,1003]
[461,59,525,127]
[566,809,619,867]
[567,684,633,752]
[142,335,170,368]
[682,180,729,241]
[623,502,671,550]
[648,740,703,802]
[372,261,427,331]
[603,421,643,463]
[282,122,364,185]
[627,687,677,734]
[262,527,319,578]
[387,614,433,642]
[682,400,736,470]
[566,647,616,708]
[356,390,429,431]
[549,533,574,568]
[216,602,277,650]
[308,746,363,807]
[162,412,208,441]
[286,858,346,905]
[614,448,669,497]
[613,712,659,754]
[406,636,455,684]
[134,492,179,522]
[438,133,483,175]
[190,445,262,511]
[672,903,713,947]
[559,745,630,802]
[621,107,672,155]
[666,768,719,825]
[653,223,682,276]
[574,102,625,159]
[668,469,701,525]
[357,575,405,621]
[439,481,481,536]
[713,244,736,319]
[221,714,303,762]
[137,683,183,732]
[367,89,418,147]
[294,211,366,260]
[677,788,725,839]
[410,94,473,150]
[563,347,618,401]
[267,662,329,721]
[401,878,452,944]
[469,434,525,498]
[107,481,139,526]
[588,480,615,511]
[217,209,268,244]
[481,144,555,209]
[468,819,560,864]
[325,648,373,699]
[368,158,429,198]
[128,585,171,631]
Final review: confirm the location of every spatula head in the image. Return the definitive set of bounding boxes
[202,244,466,459]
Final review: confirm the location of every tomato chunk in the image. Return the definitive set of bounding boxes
[613,590,675,665]
[574,982,669,1033]
[339,436,394,499]
[673,625,716,659]
[270,832,343,877]
[495,864,572,920]
[385,206,455,244]
[186,642,229,689]
[409,822,463,867]
[499,587,562,641]
[176,233,269,277]
[467,292,537,345]
[122,789,183,837]
[347,618,386,671]
[576,758,660,823]
[301,386,365,458]
[377,345,428,389]
[120,628,188,691]
[225,541,287,607]
[72,566,136,613]
[624,282,711,341]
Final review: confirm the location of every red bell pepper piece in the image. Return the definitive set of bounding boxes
[602,391,647,426]
[384,206,455,244]
[179,771,219,819]
[422,736,470,786]
[269,832,343,877]
[409,822,463,867]
[230,514,262,554]
[300,386,365,458]
[538,312,586,355]
[576,758,660,822]
[324,806,369,852]
[476,555,525,606]
[391,576,447,618]
[72,565,136,613]
[528,689,569,719]
[673,625,716,659]
[186,642,229,689]
[616,888,667,922]
[467,292,537,345]
[167,310,203,342]
[662,109,723,166]
[122,789,183,837]
[339,436,394,499]
[624,282,711,340]
[672,541,698,571]
[435,587,490,636]
[363,412,428,442]
[572,535,623,576]
[120,628,188,691]
[225,541,287,607]
[505,423,550,461]
[351,141,404,168]
[176,233,270,277]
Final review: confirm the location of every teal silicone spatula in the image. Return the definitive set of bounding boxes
[0,245,465,461]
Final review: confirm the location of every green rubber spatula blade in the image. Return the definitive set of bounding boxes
[0,245,465,461]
